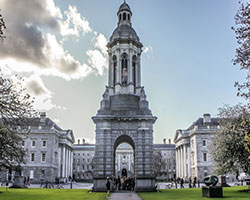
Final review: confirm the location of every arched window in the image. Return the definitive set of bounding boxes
[128,14,130,21]
[113,55,117,86]
[119,14,122,21]
[123,13,126,21]
[132,55,137,88]
[121,54,128,85]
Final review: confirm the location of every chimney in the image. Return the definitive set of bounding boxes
[78,139,80,144]
[169,139,171,144]
[39,112,46,124]
[163,138,166,144]
[82,139,85,144]
[203,113,211,123]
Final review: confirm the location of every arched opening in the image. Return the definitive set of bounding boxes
[114,135,135,191]
[121,54,128,85]
[113,55,117,86]
[123,12,126,21]
[132,55,137,91]
[128,14,130,21]
[119,14,122,21]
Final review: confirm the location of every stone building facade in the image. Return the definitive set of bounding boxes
[174,114,219,182]
[92,2,157,191]
[153,141,176,181]
[0,112,74,183]
[72,139,176,182]
[72,142,95,181]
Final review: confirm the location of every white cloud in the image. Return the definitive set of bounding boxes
[60,5,92,37]
[0,0,108,80]
[143,46,153,54]
[86,49,107,76]
[24,75,57,111]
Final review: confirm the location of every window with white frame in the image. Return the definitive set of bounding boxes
[42,141,47,147]
[203,140,206,146]
[32,140,36,147]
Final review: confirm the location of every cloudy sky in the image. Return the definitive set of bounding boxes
[0,0,247,144]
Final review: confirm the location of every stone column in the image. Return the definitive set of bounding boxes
[183,144,186,178]
[118,54,121,84]
[137,55,141,87]
[58,146,61,177]
[62,146,66,178]
[176,148,179,178]
[128,53,132,84]
[109,53,113,87]
[180,146,183,178]
[188,145,191,178]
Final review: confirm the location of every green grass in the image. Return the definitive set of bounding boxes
[138,186,250,200]
[0,188,107,200]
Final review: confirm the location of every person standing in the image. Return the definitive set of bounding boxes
[106,177,111,196]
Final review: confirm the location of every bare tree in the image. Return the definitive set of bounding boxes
[0,9,6,41]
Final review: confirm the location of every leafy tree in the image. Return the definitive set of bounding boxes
[154,150,166,177]
[211,104,250,175]
[0,12,37,169]
[232,1,250,157]
[232,2,250,100]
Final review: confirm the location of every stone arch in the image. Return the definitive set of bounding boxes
[113,134,135,178]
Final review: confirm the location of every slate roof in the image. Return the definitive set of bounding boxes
[187,117,220,131]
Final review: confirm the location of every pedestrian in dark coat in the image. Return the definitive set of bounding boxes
[106,177,111,196]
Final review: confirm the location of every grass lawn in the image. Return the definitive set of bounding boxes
[0,188,107,200]
[138,186,250,200]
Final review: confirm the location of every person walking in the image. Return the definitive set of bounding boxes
[188,177,192,188]
[106,177,111,196]
[180,178,184,188]
[193,177,197,188]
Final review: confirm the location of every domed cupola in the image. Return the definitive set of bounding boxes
[107,2,142,48]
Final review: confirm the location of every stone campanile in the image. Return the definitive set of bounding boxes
[92,2,157,191]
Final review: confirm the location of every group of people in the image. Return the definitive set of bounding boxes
[23,176,30,186]
[175,177,199,188]
[106,176,135,194]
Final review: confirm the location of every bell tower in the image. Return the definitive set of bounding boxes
[92,2,157,192]
[107,2,142,95]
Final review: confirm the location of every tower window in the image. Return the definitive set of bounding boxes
[128,14,130,21]
[121,54,128,85]
[113,55,117,86]
[119,14,122,21]
[123,13,126,20]
[132,55,137,89]
[203,152,207,162]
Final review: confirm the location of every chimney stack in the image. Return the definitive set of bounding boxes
[78,139,80,144]
[82,139,85,144]
[169,139,171,144]
[203,113,211,123]
[163,138,166,144]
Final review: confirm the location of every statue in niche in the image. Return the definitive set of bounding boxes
[122,67,128,85]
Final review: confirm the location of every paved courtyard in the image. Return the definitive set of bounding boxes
[108,191,141,200]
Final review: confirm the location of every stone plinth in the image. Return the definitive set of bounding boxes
[11,176,27,188]
[202,186,223,198]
